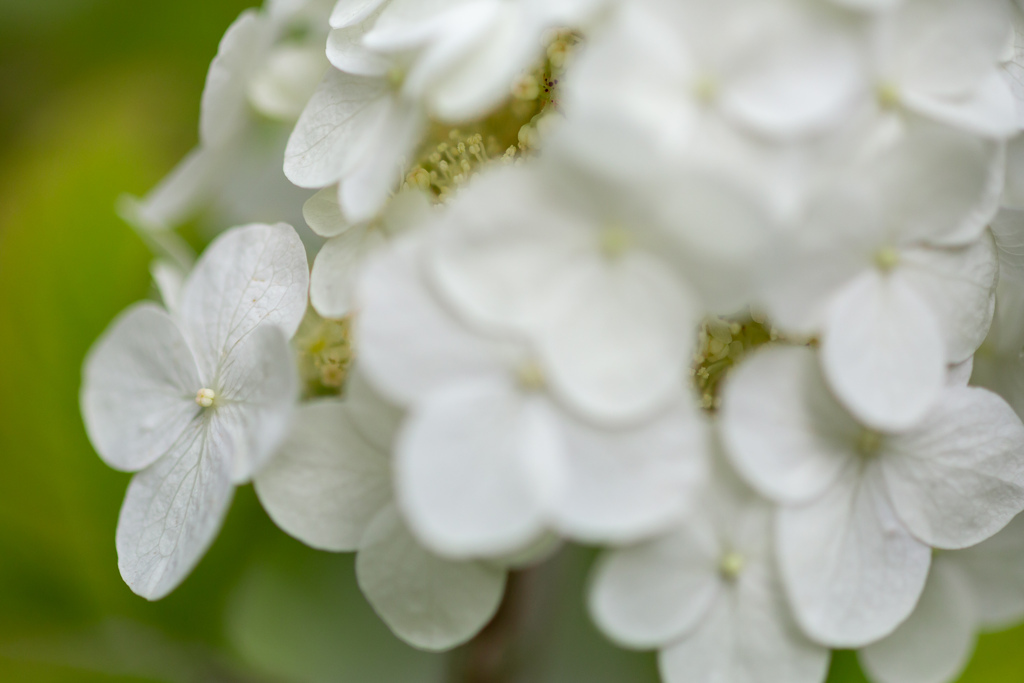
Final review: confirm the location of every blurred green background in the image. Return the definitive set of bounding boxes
[1,1,1023,681]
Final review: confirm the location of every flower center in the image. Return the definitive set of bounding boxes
[516,361,547,392]
[693,74,719,104]
[195,388,216,408]
[858,429,884,457]
[876,81,901,110]
[387,66,406,90]
[599,225,632,259]
[719,551,745,581]
[874,246,900,272]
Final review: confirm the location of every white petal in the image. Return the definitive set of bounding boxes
[214,325,300,482]
[200,10,271,147]
[81,303,201,473]
[991,208,1024,281]
[327,24,391,77]
[394,380,554,558]
[537,252,700,424]
[721,14,861,139]
[905,72,1019,139]
[882,386,1024,549]
[880,121,1004,246]
[589,518,721,649]
[302,186,351,238]
[423,5,536,122]
[955,513,1024,628]
[344,365,406,452]
[339,99,425,223]
[777,464,932,647]
[123,148,223,231]
[254,400,392,552]
[896,237,998,364]
[821,271,946,432]
[892,0,1010,98]
[720,346,860,506]
[178,223,309,381]
[356,504,506,651]
[283,70,391,189]
[151,260,188,315]
[552,402,709,544]
[659,563,830,683]
[310,227,385,319]
[330,0,390,28]
[116,419,235,600]
[355,237,506,407]
[859,559,977,683]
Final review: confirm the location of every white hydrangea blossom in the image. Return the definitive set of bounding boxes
[254,370,507,650]
[859,514,1024,683]
[81,223,309,599]
[356,230,709,556]
[82,0,1024,679]
[124,0,333,233]
[590,455,831,683]
[720,345,1024,647]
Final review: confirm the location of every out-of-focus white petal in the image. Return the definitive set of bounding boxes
[859,559,977,683]
[327,23,391,77]
[395,380,555,558]
[590,518,720,649]
[721,12,862,139]
[897,235,998,364]
[355,237,508,407]
[905,72,1018,139]
[721,346,859,505]
[552,403,709,543]
[536,253,700,424]
[821,270,946,432]
[122,148,224,231]
[302,185,351,238]
[310,226,386,319]
[882,386,1024,550]
[283,70,391,189]
[778,464,932,647]
[330,0,390,28]
[200,10,272,147]
[659,561,830,683]
[81,304,201,473]
[356,504,506,651]
[956,513,1024,629]
[116,418,235,600]
[254,400,392,552]
[344,366,405,452]
[178,223,309,381]
[891,0,1010,98]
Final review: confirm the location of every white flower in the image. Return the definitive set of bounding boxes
[590,456,831,683]
[283,61,426,224]
[557,0,865,213]
[305,186,431,319]
[861,0,1017,141]
[254,369,507,651]
[424,161,766,423]
[125,1,330,233]
[972,278,1024,421]
[355,230,709,557]
[81,223,309,599]
[859,514,1024,683]
[359,0,604,122]
[761,133,1000,431]
[720,345,1024,647]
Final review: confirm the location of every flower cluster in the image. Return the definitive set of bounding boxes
[83,0,1024,681]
